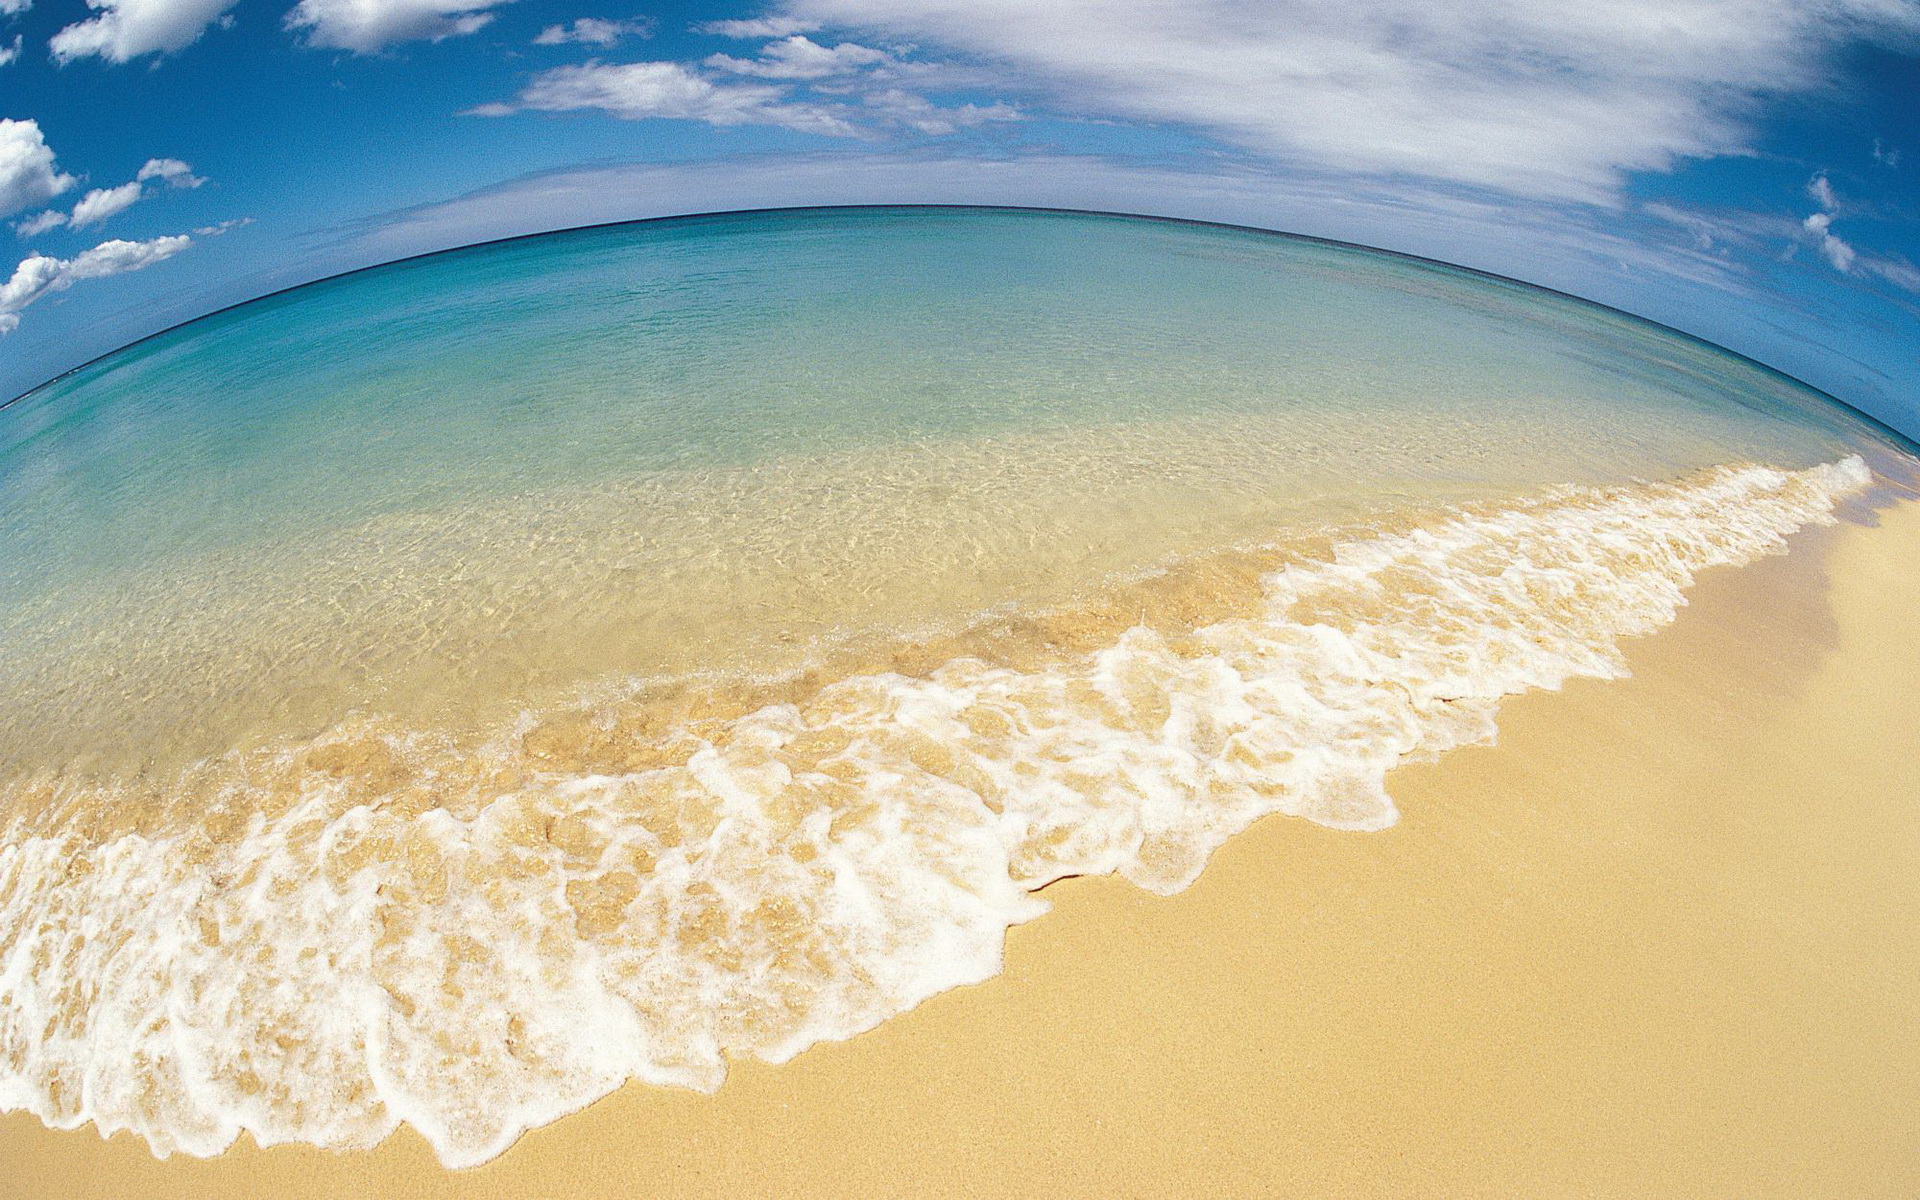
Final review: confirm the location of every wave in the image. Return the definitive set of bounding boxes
[0,455,1870,1167]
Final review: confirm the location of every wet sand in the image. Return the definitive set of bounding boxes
[5,492,1918,1198]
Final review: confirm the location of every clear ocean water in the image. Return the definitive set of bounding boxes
[0,207,1905,1165]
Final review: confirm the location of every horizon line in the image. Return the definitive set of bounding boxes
[5,202,1914,451]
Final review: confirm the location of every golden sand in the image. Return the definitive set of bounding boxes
[5,493,1918,1197]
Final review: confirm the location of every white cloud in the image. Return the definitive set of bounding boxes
[17,158,206,236]
[0,120,76,219]
[49,0,238,62]
[285,0,511,53]
[192,215,251,235]
[0,233,190,333]
[864,88,1018,135]
[1803,211,1857,272]
[69,180,144,228]
[1873,138,1901,168]
[780,0,1920,203]
[0,0,29,15]
[1862,257,1920,292]
[533,16,649,46]
[705,34,888,79]
[1800,217,1919,292]
[0,34,21,66]
[138,157,206,187]
[13,209,66,237]
[1793,175,1910,286]
[482,60,861,136]
[697,16,818,38]
[1807,172,1838,212]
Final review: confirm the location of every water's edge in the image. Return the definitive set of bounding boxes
[0,456,1871,1167]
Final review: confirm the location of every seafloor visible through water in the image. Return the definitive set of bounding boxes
[0,207,1912,1166]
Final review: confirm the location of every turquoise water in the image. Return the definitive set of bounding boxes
[0,207,1908,1168]
[0,206,1871,585]
[0,208,1879,778]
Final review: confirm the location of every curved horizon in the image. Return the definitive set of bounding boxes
[9,203,1915,451]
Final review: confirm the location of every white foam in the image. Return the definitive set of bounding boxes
[0,456,1870,1167]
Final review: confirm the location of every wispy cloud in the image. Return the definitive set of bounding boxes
[471,60,862,136]
[13,209,66,238]
[705,34,889,79]
[696,16,819,39]
[474,26,1021,143]
[340,150,1751,303]
[863,89,1019,136]
[779,0,1920,203]
[533,16,651,47]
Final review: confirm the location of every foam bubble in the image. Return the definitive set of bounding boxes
[0,456,1870,1166]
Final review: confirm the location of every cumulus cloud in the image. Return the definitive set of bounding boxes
[533,16,649,46]
[477,60,861,135]
[780,0,1920,203]
[69,180,144,228]
[0,0,29,15]
[0,34,21,66]
[138,156,206,187]
[0,233,190,333]
[0,120,76,219]
[15,158,205,236]
[50,0,238,62]
[696,16,818,38]
[286,0,511,53]
[705,34,888,79]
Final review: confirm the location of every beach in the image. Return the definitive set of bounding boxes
[5,480,1914,1196]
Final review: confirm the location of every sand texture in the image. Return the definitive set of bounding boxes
[4,492,1917,1198]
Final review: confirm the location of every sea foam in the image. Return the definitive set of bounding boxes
[0,456,1870,1166]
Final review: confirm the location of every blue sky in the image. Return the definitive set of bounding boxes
[1,0,1916,434]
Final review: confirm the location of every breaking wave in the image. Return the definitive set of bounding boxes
[0,455,1869,1166]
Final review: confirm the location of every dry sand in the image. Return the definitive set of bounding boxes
[5,491,1918,1198]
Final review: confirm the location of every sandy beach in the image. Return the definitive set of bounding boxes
[5,484,1917,1198]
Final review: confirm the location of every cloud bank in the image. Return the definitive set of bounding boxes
[781,0,1920,202]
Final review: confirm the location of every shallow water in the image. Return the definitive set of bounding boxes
[0,208,1908,1165]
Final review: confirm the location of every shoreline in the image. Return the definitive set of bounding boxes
[6,485,1919,1196]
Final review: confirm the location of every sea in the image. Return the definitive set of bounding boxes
[0,207,1908,1165]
